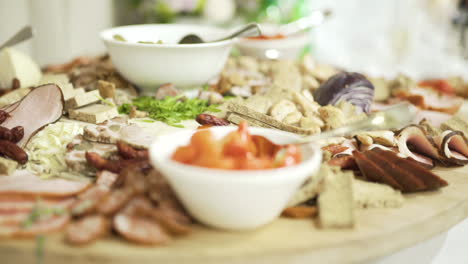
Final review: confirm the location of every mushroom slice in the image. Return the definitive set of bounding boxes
[396,125,440,168]
[433,130,468,166]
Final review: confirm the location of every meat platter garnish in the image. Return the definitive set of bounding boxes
[0,51,467,246]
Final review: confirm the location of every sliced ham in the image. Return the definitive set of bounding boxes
[113,198,172,245]
[393,87,463,114]
[71,170,118,216]
[321,144,349,156]
[0,171,90,198]
[433,130,468,166]
[66,215,109,245]
[118,124,155,149]
[396,125,440,168]
[332,139,358,158]
[0,101,20,113]
[0,214,69,238]
[96,170,119,189]
[0,196,75,213]
[70,185,111,216]
[0,212,30,225]
[1,84,64,147]
[328,155,357,169]
[96,188,133,216]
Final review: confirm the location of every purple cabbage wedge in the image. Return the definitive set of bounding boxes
[314,72,375,113]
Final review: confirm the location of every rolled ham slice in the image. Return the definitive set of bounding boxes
[0,170,90,198]
[1,84,64,147]
[396,125,441,168]
[433,130,468,166]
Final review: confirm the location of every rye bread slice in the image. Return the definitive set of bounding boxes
[373,148,448,189]
[227,103,316,135]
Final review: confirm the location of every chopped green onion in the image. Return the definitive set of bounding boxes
[119,96,220,127]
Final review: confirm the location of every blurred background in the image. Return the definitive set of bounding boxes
[1,0,468,80]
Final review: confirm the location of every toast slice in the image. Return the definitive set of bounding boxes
[318,166,355,228]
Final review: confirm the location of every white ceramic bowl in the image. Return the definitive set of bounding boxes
[100,24,234,91]
[236,24,310,60]
[149,126,322,231]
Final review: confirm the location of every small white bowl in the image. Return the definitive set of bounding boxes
[236,24,310,60]
[149,126,322,231]
[100,24,234,91]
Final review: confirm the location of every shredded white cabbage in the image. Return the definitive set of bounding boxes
[24,122,85,179]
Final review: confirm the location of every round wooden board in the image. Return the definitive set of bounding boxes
[1,166,468,264]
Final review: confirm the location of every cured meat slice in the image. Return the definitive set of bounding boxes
[364,150,426,192]
[0,101,20,113]
[1,84,64,147]
[147,202,192,236]
[332,139,358,158]
[96,188,133,216]
[373,148,448,189]
[118,124,156,149]
[0,197,75,213]
[353,151,403,190]
[433,130,468,166]
[396,125,440,168]
[0,171,90,198]
[322,144,349,156]
[328,155,357,169]
[0,214,70,238]
[126,196,191,236]
[394,87,463,114]
[113,197,172,245]
[354,148,447,193]
[95,170,119,189]
[70,185,110,216]
[66,215,109,245]
[113,213,171,245]
[70,170,118,216]
[65,135,118,173]
[0,212,29,225]
[325,139,358,169]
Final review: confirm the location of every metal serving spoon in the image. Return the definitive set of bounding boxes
[297,102,418,144]
[178,23,261,44]
[276,9,332,37]
[0,26,34,50]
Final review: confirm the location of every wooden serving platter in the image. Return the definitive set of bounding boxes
[1,165,467,264]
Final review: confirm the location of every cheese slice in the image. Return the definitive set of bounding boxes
[65,90,100,110]
[60,84,85,101]
[38,74,69,87]
[0,48,42,89]
[68,104,119,124]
